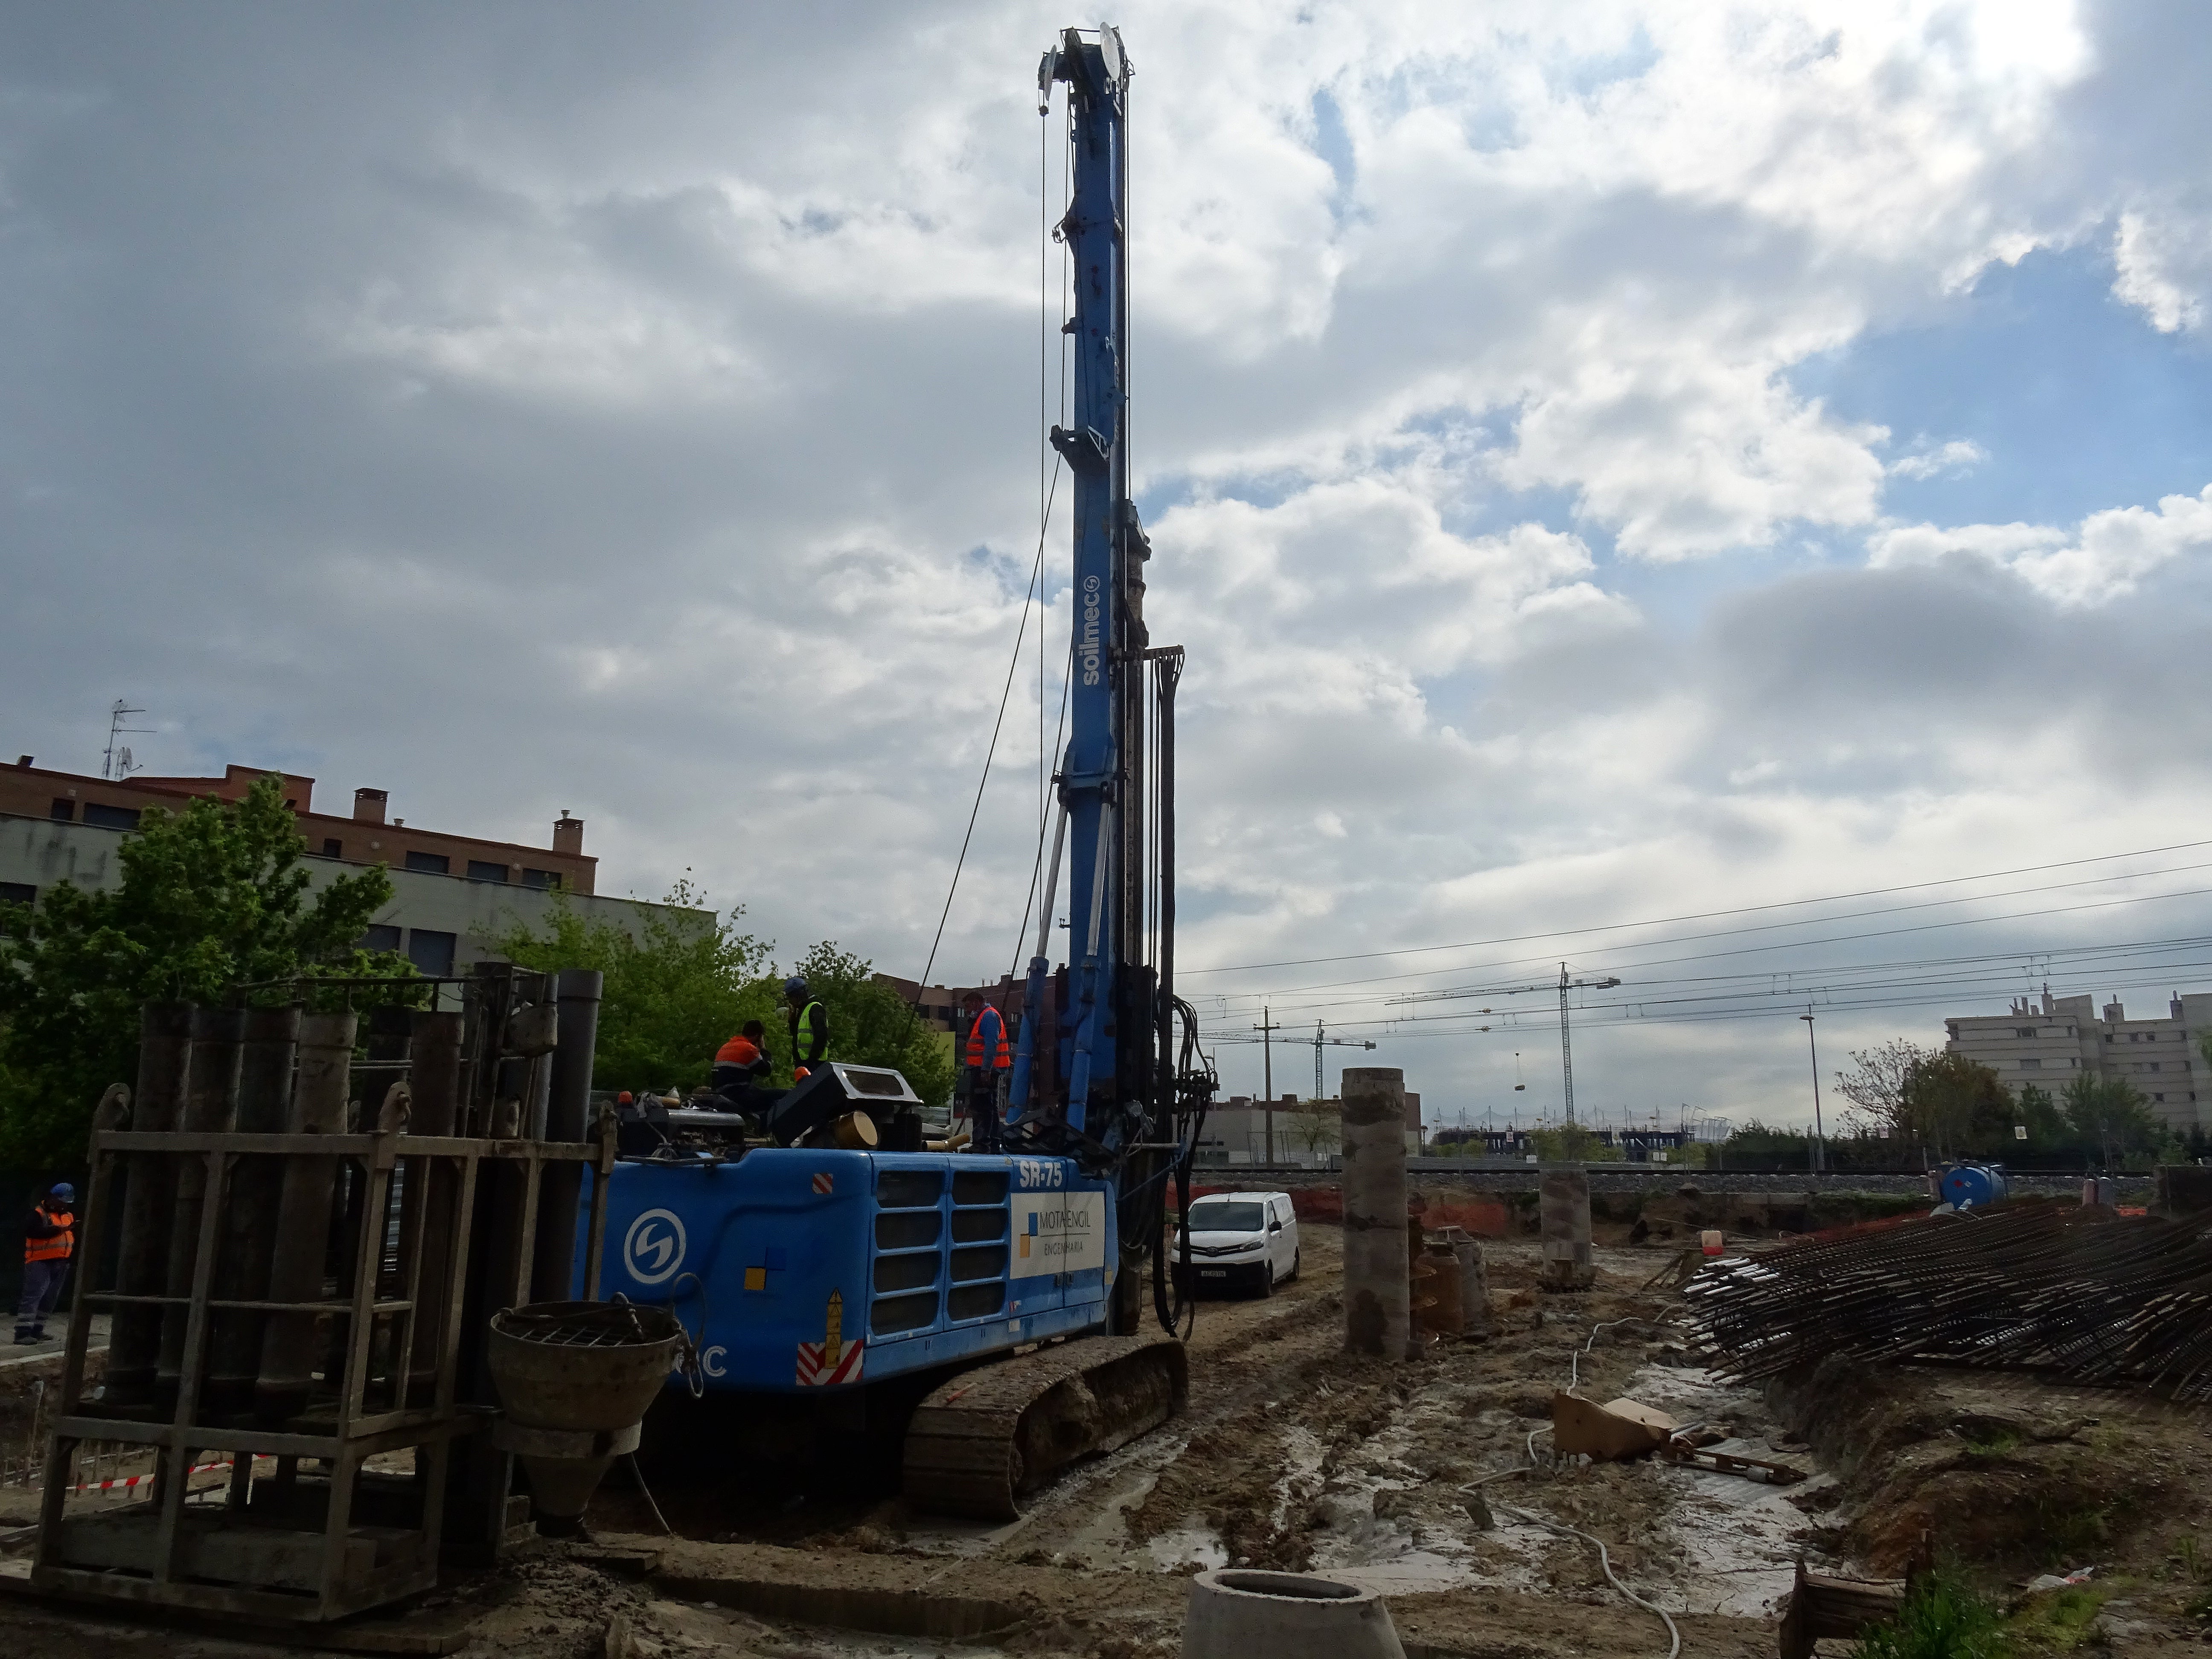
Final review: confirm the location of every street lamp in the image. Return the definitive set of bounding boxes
[1799,1009,1826,1174]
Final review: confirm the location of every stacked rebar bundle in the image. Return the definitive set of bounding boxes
[1686,1200,2212,1403]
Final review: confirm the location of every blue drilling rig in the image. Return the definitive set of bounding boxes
[571,23,1215,1520]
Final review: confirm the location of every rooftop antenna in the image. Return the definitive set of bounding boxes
[102,700,153,780]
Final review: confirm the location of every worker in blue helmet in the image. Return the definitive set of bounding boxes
[14,1181,76,1345]
[785,976,829,1080]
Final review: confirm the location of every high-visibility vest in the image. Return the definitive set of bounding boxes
[25,1206,73,1264]
[716,1035,766,1069]
[792,1000,827,1063]
[966,1007,1012,1070]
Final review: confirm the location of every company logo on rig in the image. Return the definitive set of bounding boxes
[1080,573,1102,686]
[623,1208,687,1286]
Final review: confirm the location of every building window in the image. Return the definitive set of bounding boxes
[321,837,343,858]
[2154,1093,2165,1103]
[521,868,561,891]
[404,851,451,876]
[2015,1027,2037,1039]
[406,929,457,977]
[49,798,74,821]
[360,923,402,953]
[0,882,34,936]
[83,803,142,830]
[2020,1058,2041,1070]
[466,860,510,883]
[2150,1062,2162,1073]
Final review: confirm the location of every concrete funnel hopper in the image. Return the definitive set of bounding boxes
[486,1300,685,1533]
[1185,1568,1406,1659]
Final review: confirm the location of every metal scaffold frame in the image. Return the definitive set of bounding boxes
[31,971,614,1624]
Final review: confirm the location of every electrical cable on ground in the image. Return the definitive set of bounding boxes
[1570,1317,1644,1390]
[1499,1504,1682,1659]
[627,1454,675,1537]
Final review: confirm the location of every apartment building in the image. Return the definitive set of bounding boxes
[2,756,692,978]
[1944,988,2212,1133]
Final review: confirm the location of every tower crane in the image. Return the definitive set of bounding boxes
[1390,964,1621,1123]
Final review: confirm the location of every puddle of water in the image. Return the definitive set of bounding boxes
[1622,1362,1832,1618]
[1147,1519,1228,1571]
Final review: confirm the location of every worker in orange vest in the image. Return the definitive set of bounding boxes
[712,1020,774,1113]
[961,992,1013,1153]
[14,1182,75,1346]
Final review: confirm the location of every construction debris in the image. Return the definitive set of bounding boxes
[1550,1391,1677,1460]
[1688,1198,2212,1400]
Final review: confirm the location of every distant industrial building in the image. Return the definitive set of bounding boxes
[1196,1093,1423,1166]
[1,756,696,978]
[1944,988,2212,1132]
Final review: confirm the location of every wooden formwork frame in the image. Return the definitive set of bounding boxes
[30,1098,615,1622]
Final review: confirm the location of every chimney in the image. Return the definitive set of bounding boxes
[2104,1001,2125,1024]
[2042,985,2055,1016]
[353,788,388,825]
[2174,997,2186,1021]
[553,811,584,856]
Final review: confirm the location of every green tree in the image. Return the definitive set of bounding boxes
[1529,1122,1604,1163]
[1901,1051,2011,1160]
[784,942,954,1112]
[0,775,405,1171]
[495,879,775,1097]
[2059,1074,2170,1169]
[1833,1039,1930,1138]
[2012,1083,2072,1152]
[1286,1100,1339,1159]
[491,903,955,1112]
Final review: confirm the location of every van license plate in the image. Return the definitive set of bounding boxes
[1199,1269,1226,1278]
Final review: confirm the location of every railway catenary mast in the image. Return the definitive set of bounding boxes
[1007,26,1211,1333]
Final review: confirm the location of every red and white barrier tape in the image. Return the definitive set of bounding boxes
[74,1457,229,1494]
[64,1454,273,1495]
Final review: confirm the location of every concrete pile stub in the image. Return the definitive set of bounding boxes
[1539,1163,1595,1290]
[1341,1067,1411,1359]
[1434,1225,1493,1336]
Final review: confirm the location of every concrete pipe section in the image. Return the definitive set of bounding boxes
[1184,1569,1407,1659]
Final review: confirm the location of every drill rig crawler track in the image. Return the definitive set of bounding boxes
[901,1332,1187,1520]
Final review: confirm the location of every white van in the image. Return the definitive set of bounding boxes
[1175,1191,1300,1297]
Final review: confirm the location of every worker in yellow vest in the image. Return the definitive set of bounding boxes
[14,1182,75,1346]
[786,977,830,1080]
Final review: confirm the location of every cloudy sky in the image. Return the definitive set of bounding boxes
[8,2,2212,1131]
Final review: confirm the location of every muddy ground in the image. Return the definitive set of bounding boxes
[9,1212,2212,1655]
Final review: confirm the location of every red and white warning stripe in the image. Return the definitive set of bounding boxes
[795,1338,864,1386]
[811,1172,835,1194]
[72,1455,238,1494]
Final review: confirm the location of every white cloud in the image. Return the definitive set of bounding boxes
[1868,485,2212,605]
[10,0,2212,1132]
[2113,201,2212,334]
[1887,438,1987,480]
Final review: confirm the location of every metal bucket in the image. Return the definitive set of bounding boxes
[486,1300,685,1531]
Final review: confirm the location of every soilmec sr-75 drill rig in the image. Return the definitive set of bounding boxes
[572,24,1216,1519]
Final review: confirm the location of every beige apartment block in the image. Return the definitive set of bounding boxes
[2,756,696,980]
[1945,988,2212,1133]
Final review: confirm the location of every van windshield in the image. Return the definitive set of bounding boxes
[1185,1201,1266,1232]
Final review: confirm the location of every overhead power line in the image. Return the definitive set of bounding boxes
[1179,836,2212,978]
